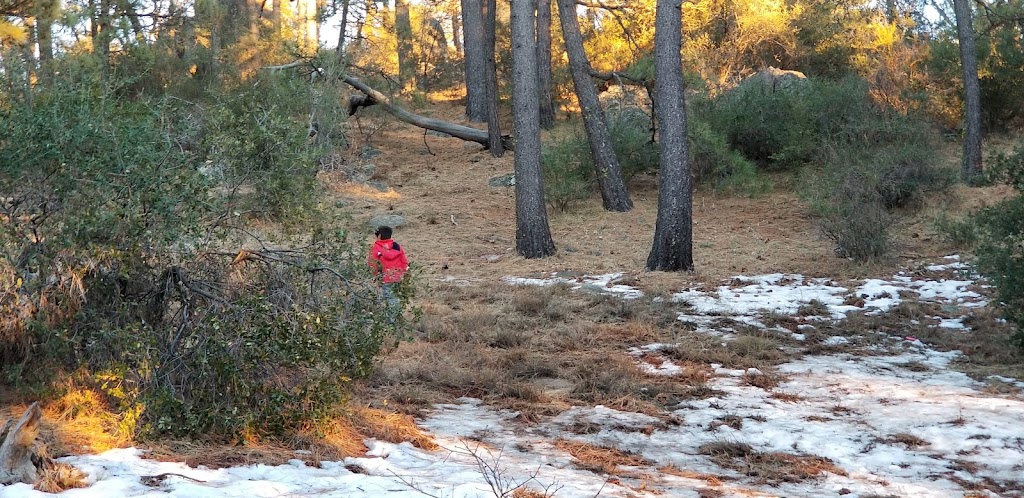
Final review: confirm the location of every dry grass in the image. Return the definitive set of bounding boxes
[349,406,437,450]
[698,441,847,484]
[741,371,786,390]
[657,464,726,485]
[881,432,929,449]
[34,462,87,493]
[554,439,651,474]
[147,440,302,468]
[770,392,804,403]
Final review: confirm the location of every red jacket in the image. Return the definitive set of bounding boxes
[369,238,409,283]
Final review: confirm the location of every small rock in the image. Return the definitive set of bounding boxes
[488,173,516,188]
[359,145,382,159]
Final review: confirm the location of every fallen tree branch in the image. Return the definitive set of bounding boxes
[262,61,513,150]
[341,75,512,150]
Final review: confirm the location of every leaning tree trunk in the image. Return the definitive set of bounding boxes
[555,0,632,212]
[646,0,693,272]
[511,0,556,258]
[953,0,982,184]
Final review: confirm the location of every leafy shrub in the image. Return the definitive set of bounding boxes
[688,115,770,196]
[702,80,816,171]
[0,58,402,440]
[805,170,893,261]
[973,146,1024,348]
[606,106,660,180]
[201,74,324,222]
[542,131,593,212]
[790,77,953,261]
[934,212,979,249]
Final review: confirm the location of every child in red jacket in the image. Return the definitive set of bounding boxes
[368,225,408,320]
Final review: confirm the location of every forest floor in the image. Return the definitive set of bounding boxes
[5,102,1024,498]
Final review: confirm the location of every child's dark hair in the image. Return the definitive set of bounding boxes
[375,226,393,239]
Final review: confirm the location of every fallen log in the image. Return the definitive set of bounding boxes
[261,61,513,150]
[340,75,512,150]
[0,402,85,491]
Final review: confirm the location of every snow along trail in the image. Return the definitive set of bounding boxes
[3,256,1021,498]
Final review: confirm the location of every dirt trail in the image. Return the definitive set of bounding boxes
[325,105,997,293]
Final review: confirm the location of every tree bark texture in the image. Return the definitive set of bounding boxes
[451,14,463,56]
[536,0,555,129]
[483,0,503,157]
[646,0,693,272]
[395,0,416,90]
[461,0,488,121]
[555,0,632,212]
[953,0,983,184]
[511,0,556,258]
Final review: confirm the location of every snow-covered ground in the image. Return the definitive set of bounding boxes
[3,256,1022,498]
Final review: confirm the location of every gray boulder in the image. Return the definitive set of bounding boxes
[369,214,408,228]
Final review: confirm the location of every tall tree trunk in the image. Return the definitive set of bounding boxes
[452,13,462,56]
[35,0,56,83]
[511,0,555,258]
[355,0,372,47]
[336,0,350,61]
[953,0,982,184]
[536,0,555,128]
[395,0,416,90]
[118,0,146,43]
[271,0,282,33]
[555,0,632,212]
[427,17,448,63]
[461,0,488,121]
[483,0,503,156]
[21,16,36,106]
[96,0,111,83]
[646,0,693,272]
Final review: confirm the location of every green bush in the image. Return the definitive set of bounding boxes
[974,146,1024,348]
[688,115,770,196]
[201,74,325,223]
[542,131,593,212]
[702,81,816,170]
[606,107,660,180]
[0,58,403,440]
[934,212,979,248]
[804,169,893,261]
[786,77,953,261]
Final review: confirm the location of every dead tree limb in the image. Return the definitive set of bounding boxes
[340,75,512,150]
[262,61,513,150]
